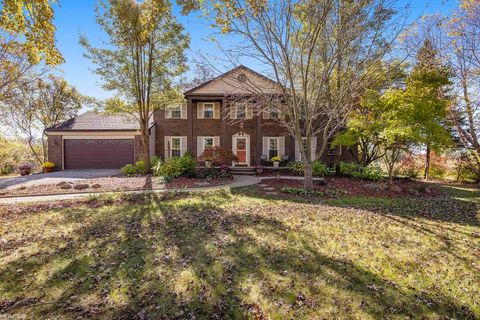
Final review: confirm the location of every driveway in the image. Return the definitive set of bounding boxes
[0,169,121,190]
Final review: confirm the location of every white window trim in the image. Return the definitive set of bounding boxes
[268,137,279,160]
[203,103,215,118]
[236,103,247,119]
[203,136,215,150]
[170,136,182,157]
[170,106,182,118]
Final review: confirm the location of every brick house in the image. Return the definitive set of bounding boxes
[46,66,354,170]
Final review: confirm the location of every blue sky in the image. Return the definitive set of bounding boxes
[53,0,459,101]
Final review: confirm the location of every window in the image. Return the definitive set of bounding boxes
[268,137,279,160]
[204,103,214,118]
[204,137,214,149]
[171,106,181,118]
[236,104,246,119]
[171,137,181,157]
[299,137,308,161]
[270,107,279,119]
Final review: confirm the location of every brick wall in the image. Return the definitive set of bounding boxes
[153,97,356,165]
[47,135,63,170]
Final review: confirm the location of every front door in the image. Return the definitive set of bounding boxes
[235,137,247,165]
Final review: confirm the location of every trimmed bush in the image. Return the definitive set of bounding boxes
[339,162,384,181]
[153,154,196,179]
[195,168,232,180]
[288,161,330,177]
[121,164,137,176]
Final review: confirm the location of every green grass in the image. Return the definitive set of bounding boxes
[0,186,479,319]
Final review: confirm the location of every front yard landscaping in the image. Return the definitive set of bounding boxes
[0,183,479,319]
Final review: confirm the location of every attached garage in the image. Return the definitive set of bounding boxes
[64,139,135,169]
[45,112,146,171]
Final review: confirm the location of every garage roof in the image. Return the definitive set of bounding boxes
[45,111,140,132]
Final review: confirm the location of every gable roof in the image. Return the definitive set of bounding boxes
[184,65,282,96]
[45,111,140,132]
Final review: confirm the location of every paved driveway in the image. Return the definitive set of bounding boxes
[0,169,121,190]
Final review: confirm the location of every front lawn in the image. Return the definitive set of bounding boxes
[0,185,479,319]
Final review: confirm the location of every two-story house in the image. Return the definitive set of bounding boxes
[46,66,353,170]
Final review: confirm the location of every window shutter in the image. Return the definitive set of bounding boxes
[246,104,254,119]
[263,106,270,120]
[279,137,285,156]
[197,103,204,119]
[165,109,172,119]
[197,136,203,159]
[214,102,220,119]
[230,105,237,119]
[262,137,268,157]
[294,138,300,161]
[181,102,187,119]
[213,136,220,147]
[181,136,187,156]
[164,136,170,159]
[311,136,317,160]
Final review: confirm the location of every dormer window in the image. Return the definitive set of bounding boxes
[204,103,214,118]
[270,108,279,119]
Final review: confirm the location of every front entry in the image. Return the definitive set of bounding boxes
[233,134,250,166]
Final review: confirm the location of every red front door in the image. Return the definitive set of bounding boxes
[235,138,247,164]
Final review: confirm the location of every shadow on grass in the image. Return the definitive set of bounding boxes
[0,190,478,319]
[233,183,480,227]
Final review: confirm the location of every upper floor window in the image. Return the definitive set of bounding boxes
[269,107,279,119]
[236,104,246,119]
[204,103,214,118]
[171,106,182,118]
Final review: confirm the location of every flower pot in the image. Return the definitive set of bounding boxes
[205,161,212,168]
[273,161,280,168]
[256,168,263,175]
[43,167,54,173]
[20,170,31,176]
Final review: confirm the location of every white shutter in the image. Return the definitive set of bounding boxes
[263,106,270,120]
[294,138,300,161]
[246,104,254,119]
[181,136,187,156]
[181,102,187,119]
[262,137,268,157]
[197,103,204,119]
[164,136,170,159]
[230,104,237,119]
[197,136,203,159]
[279,137,285,157]
[311,136,317,160]
[213,136,220,147]
[165,109,172,119]
[214,102,220,119]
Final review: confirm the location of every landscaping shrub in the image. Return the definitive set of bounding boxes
[288,161,330,177]
[153,154,196,179]
[195,168,232,180]
[198,146,238,165]
[452,153,480,182]
[121,164,137,176]
[339,162,384,181]
[281,187,346,197]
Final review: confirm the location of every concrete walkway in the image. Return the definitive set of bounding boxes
[0,175,260,204]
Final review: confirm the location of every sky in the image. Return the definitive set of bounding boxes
[52,0,460,102]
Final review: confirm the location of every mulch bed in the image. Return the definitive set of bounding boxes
[0,174,234,198]
[258,177,443,198]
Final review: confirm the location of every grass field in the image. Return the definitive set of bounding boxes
[0,184,479,319]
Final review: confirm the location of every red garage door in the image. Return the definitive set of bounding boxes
[64,139,134,169]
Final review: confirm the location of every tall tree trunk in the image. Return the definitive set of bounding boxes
[303,161,314,189]
[141,126,150,173]
[424,144,430,180]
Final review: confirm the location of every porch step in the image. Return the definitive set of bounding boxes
[229,167,256,176]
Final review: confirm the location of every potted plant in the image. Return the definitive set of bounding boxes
[42,161,55,173]
[271,155,281,168]
[220,164,229,173]
[204,157,213,168]
[256,165,263,175]
[18,164,32,176]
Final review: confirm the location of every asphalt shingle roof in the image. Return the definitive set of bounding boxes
[45,111,140,132]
